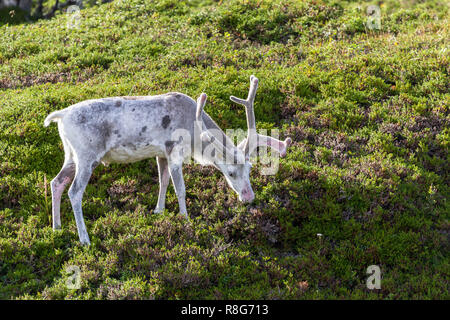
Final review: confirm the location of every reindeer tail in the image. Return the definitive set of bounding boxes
[44,110,67,127]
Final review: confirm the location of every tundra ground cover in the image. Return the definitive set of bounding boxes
[0,0,448,299]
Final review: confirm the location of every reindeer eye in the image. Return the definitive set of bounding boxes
[229,172,234,178]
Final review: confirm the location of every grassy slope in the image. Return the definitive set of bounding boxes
[0,0,448,299]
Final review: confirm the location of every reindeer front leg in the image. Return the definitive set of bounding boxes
[167,160,188,218]
[67,158,98,245]
[154,157,170,214]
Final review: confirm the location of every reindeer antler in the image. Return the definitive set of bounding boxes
[196,93,245,164]
[230,75,292,158]
[196,93,214,143]
[230,76,258,156]
[196,93,207,122]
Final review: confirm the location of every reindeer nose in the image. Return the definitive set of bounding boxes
[241,188,255,203]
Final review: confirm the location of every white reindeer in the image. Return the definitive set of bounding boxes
[44,75,291,245]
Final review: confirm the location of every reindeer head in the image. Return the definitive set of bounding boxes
[195,76,291,203]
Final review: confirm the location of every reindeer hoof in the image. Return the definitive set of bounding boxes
[80,239,91,246]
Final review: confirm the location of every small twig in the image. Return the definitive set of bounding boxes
[43,0,60,19]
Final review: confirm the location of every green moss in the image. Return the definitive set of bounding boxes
[0,0,448,300]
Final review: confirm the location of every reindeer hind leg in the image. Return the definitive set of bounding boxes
[51,137,75,230]
[51,161,75,230]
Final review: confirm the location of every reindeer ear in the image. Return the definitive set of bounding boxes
[285,137,292,147]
